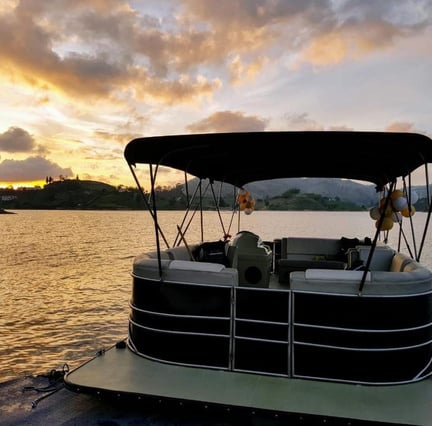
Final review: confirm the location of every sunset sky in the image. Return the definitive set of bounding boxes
[0,0,431,189]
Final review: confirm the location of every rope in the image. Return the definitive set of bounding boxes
[22,363,69,409]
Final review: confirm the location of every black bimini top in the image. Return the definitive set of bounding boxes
[124,131,432,189]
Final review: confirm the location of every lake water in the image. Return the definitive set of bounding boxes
[1,209,432,384]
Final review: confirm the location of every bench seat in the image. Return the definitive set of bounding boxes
[133,254,238,286]
[290,253,432,296]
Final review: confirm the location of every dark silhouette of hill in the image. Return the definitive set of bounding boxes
[0,180,144,210]
[1,178,429,211]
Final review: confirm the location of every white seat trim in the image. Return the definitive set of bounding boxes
[169,260,225,272]
[305,269,371,282]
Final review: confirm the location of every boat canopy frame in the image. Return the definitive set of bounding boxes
[125,131,432,292]
[125,131,432,189]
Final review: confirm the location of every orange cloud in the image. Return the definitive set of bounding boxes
[386,122,415,132]
[0,1,430,188]
[296,20,407,68]
[1,0,428,109]
[300,32,348,66]
[0,2,225,107]
[186,110,268,132]
[228,54,269,85]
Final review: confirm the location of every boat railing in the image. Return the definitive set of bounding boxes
[128,238,432,385]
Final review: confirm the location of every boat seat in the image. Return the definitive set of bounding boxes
[280,237,343,261]
[347,245,395,271]
[166,245,199,260]
[165,260,238,286]
[305,268,372,281]
[390,252,421,272]
[278,259,345,284]
[169,260,226,272]
[290,262,432,295]
[192,240,229,265]
[132,254,238,286]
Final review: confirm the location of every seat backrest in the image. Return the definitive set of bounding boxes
[281,237,341,261]
[390,252,420,272]
[348,245,395,271]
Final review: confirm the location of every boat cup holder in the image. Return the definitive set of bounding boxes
[243,265,264,286]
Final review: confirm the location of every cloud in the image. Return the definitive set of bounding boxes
[228,54,269,85]
[281,113,354,131]
[0,156,73,182]
[0,126,48,157]
[386,122,415,132]
[297,21,407,67]
[0,1,222,105]
[182,0,331,30]
[289,1,432,68]
[282,113,324,130]
[0,127,36,152]
[1,0,430,109]
[93,130,139,145]
[0,1,431,188]
[186,111,268,132]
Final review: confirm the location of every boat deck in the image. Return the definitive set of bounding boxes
[64,341,432,425]
[0,373,236,426]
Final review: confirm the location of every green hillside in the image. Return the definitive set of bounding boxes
[0,179,365,211]
[0,180,144,210]
[1,178,428,211]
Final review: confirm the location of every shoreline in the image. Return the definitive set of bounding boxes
[0,208,15,214]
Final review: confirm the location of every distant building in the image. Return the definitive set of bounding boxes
[1,195,17,201]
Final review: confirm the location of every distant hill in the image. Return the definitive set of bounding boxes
[246,178,377,206]
[0,179,145,210]
[187,177,378,206]
[188,177,431,208]
[1,178,429,211]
